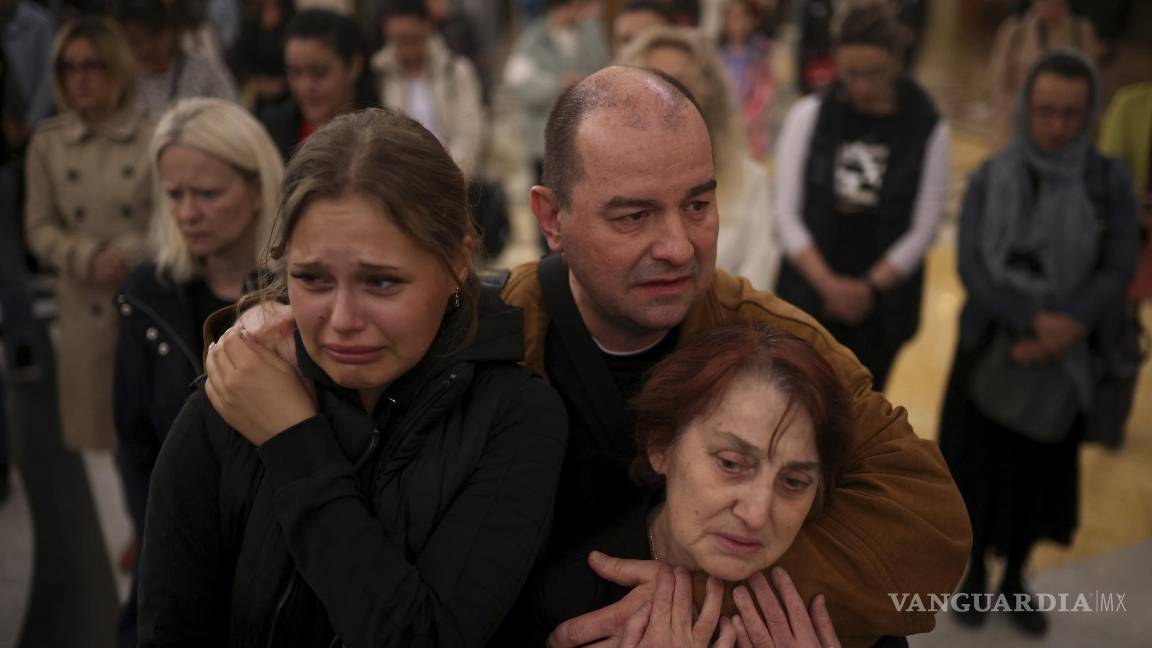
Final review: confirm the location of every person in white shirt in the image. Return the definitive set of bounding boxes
[773,2,949,390]
[371,0,484,179]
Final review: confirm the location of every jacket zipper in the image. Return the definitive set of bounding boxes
[264,372,463,646]
[266,419,385,648]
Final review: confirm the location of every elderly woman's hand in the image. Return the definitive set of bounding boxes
[619,568,735,648]
[730,567,840,648]
[205,326,316,446]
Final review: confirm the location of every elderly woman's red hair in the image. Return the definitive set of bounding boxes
[631,322,852,513]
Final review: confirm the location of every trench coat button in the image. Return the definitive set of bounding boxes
[121,205,134,219]
[122,165,134,179]
[91,304,102,317]
[119,303,133,317]
[74,207,85,221]
[157,342,170,356]
[117,294,126,304]
[145,327,159,341]
[66,168,80,182]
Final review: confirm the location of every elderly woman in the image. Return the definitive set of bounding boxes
[940,50,1139,637]
[519,323,852,647]
[137,107,568,646]
[113,98,283,648]
[773,3,949,391]
[24,16,152,451]
[619,26,780,291]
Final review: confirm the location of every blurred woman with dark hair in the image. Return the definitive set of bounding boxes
[257,8,377,161]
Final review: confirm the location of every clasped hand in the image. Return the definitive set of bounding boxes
[547,552,839,648]
[205,318,315,447]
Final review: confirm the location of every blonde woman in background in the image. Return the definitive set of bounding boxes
[619,26,780,290]
[113,97,283,648]
[24,16,152,451]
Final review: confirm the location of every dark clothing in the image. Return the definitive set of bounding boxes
[138,289,568,647]
[257,87,376,162]
[115,263,228,648]
[230,12,293,112]
[954,152,1140,345]
[256,97,305,163]
[510,498,653,645]
[115,263,226,535]
[775,78,939,389]
[940,150,1140,556]
[538,256,679,553]
[939,327,1083,555]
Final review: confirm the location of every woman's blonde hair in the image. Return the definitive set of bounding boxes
[617,27,747,217]
[51,17,138,114]
[149,98,285,282]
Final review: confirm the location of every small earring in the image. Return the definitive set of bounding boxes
[452,289,461,309]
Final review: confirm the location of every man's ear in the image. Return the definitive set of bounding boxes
[529,185,564,254]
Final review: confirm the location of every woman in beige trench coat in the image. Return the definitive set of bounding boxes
[24,17,153,450]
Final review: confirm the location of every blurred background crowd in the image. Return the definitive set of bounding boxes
[0,0,1149,646]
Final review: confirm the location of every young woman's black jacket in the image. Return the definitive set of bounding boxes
[137,288,569,647]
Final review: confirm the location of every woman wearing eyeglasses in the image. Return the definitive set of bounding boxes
[24,17,153,451]
[772,2,949,391]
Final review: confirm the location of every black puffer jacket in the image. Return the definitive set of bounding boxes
[138,289,569,647]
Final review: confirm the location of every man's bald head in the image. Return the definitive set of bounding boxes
[542,65,706,208]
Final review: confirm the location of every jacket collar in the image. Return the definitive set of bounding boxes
[509,260,737,375]
[61,106,148,145]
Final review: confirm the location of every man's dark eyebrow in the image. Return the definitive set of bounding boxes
[685,179,718,199]
[602,196,661,212]
[600,179,718,212]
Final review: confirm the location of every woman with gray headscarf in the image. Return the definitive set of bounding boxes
[938,49,1139,637]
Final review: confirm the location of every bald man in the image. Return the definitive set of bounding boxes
[498,66,969,647]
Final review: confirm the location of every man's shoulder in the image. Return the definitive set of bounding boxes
[692,271,872,390]
[501,261,543,308]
